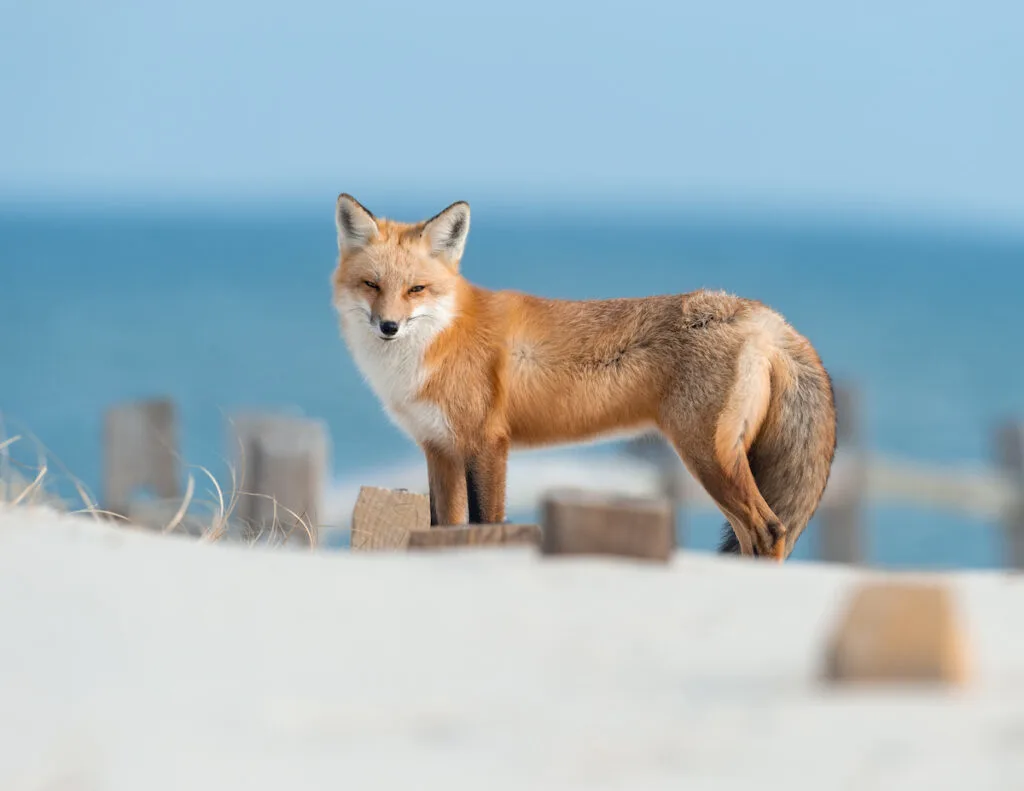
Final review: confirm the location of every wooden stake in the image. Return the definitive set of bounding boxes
[822,580,970,686]
[103,398,179,519]
[541,488,675,562]
[350,486,430,550]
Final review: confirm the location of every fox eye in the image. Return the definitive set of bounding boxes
[363,280,380,290]
[408,285,426,294]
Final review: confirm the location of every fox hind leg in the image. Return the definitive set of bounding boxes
[672,440,787,560]
[662,337,789,561]
[660,399,787,560]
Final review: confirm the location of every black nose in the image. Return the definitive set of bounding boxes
[379,320,399,337]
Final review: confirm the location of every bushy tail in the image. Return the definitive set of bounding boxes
[719,352,837,556]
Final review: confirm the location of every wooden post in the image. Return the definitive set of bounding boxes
[621,431,685,547]
[230,414,329,546]
[407,523,542,550]
[817,382,867,565]
[822,581,970,686]
[541,488,675,562]
[103,398,180,518]
[350,486,430,550]
[995,421,1024,569]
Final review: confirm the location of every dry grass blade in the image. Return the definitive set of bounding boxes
[163,472,196,534]
[239,490,317,548]
[68,507,130,522]
[11,464,47,506]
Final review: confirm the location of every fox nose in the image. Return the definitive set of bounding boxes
[379,320,399,337]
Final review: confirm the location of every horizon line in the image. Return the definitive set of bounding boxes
[2,186,1023,244]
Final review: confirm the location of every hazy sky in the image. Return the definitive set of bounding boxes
[2,0,1023,224]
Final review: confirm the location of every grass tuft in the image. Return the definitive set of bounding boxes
[0,415,318,549]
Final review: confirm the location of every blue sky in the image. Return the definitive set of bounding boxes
[2,0,1023,225]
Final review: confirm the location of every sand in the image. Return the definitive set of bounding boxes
[1,504,1022,790]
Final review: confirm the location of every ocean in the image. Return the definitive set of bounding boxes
[2,201,1023,569]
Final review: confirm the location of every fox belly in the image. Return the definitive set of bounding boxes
[504,369,660,448]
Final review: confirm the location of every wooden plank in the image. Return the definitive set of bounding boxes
[229,413,329,546]
[103,398,179,518]
[822,581,970,686]
[995,421,1024,569]
[540,488,675,562]
[350,486,430,550]
[407,523,542,550]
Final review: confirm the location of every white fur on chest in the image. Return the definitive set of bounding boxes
[338,300,453,448]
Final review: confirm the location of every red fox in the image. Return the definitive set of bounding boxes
[332,194,836,560]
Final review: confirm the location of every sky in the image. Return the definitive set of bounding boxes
[2,0,1023,226]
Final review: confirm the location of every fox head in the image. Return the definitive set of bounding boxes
[332,194,470,344]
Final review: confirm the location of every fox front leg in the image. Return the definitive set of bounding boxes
[464,437,510,524]
[424,444,467,526]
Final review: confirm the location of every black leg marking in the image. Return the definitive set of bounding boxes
[465,464,483,524]
[429,486,439,527]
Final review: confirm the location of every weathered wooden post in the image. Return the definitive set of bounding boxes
[817,382,867,564]
[408,523,542,550]
[350,486,430,550]
[621,431,686,547]
[103,398,180,519]
[994,421,1024,569]
[230,414,329,546]
[541,488,675,562]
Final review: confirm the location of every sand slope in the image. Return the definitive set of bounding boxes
[1,505,1022,790]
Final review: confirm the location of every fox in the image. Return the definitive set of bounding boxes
[331,194,837,560]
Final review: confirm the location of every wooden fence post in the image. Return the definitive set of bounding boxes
[408,523,542,550]
[103,398,180,518]
[817,382,867,564]
[350,486,430,551]
[621,431,685,547]
[541,488,675,562]
[995,422,1024,569]
[230,414,329,546]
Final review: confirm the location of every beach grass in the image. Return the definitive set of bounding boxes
[0,415,316,548]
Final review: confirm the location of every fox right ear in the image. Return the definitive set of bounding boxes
[335,194,379,253]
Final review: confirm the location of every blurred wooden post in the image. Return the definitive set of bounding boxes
[817,383,866,564]
[994,422,1024,570]
[822,581,970,686]
[541,488,675,562]
[230,414,329,547]
[621,431,685,547]
[103,398,180,518]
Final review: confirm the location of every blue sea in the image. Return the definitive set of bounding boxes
[2,200,1023,569]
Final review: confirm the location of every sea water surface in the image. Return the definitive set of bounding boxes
[2,201,1022,568]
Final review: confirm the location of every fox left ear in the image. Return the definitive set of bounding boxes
[422,201,471,265]
[336,193,379,254]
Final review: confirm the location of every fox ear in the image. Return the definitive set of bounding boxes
[335,193,379,253]
[422,201,471,264]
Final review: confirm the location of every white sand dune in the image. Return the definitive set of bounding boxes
[2,504,1023,790]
